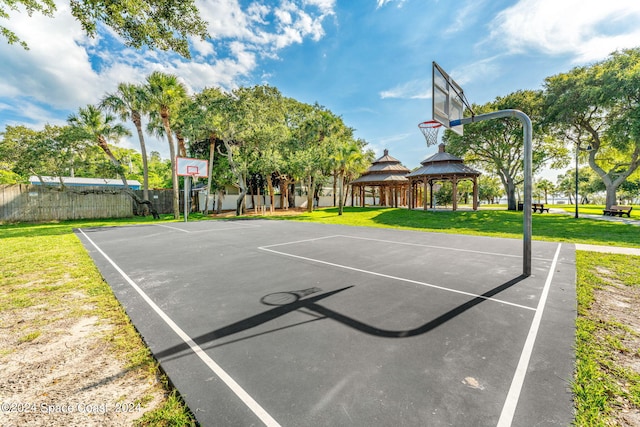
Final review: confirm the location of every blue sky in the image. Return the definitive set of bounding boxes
[2,0,640,181]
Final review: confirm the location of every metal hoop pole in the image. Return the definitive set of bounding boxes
[451,109,532,277]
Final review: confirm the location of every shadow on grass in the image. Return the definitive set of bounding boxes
[369,208,640,247]
[270,206,640,248]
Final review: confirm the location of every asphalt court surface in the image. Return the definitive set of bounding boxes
[75,219,576,426]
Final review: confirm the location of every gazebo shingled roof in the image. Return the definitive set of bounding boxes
[407,147,481,179]
[407,143,481,211]
[351,149,410,185]
[350,149,410,207]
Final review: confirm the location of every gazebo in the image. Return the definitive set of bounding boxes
[407,143,481,211]
[350,149,410,207]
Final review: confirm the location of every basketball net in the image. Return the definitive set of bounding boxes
[418,120,442,147]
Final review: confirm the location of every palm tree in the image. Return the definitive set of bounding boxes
[332,141,360,215]
[67,105,131,188]
[100,83,151,209]
[536,178,555,204]
[145,71,187,219]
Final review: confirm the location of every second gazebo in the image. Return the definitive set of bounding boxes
[350,149,410,207]
[407,143,481,211]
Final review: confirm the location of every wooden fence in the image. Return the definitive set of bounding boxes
[138,189,175,214]
[1,185,363,223]
[0,184,133,222]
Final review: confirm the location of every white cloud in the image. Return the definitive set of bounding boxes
[376,0,406,9]
[377,132,413,145]
[490,0,640,63]
[380,79,430,99]
[444,1,487,36]
[197,0,254,40]
[0,4,102,109]
[305,0,336,15]
[0,0,337,130]
[449,56,502,87]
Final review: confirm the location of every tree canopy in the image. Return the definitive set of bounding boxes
[2,0,208,57]
[544,47,640,208]
[443,90,564,210]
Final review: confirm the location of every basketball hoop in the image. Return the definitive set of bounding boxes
[418,120,442,147]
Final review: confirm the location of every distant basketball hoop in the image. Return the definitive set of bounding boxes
[176,157,208,178]
[418,120,442,147]
[176,157,209,223]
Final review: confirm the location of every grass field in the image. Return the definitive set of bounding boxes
[0,216,196,426]
[1,206,639,425]
[267,206,640,248]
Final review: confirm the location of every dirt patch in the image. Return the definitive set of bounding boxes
[0,308,162,426]
[590,278,640,426]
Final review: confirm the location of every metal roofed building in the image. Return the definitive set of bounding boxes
[350,149,410,207]
[407,143,481,211]
[29,176,141,190]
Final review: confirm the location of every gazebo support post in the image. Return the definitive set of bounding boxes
[428,181,433,210]
[452,177,458,211]
[473,177,478,210]
[424,181,429,210]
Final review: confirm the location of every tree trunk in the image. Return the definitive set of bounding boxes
[250,180,255,210]
[97,136,130,191]
[97,135,159,218]
[332,171,337,207]
[506,182,517,211]
[205,137,215,215]
[161,114,179,219]
[235,173,247,216]
[216,190,223,214]
[132,113,150,215]
[343,176,350,208]
[267,174,275,213]
[306,176,314,213]
[588,146,639,209]
[338,172,344,215]
[605,187,617,208]
[176,130,187,157]
[279,179,286,210]
[219,138,246,216]
[288,183,295,209]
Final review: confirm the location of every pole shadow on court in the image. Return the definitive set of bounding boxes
[154,274,527,362]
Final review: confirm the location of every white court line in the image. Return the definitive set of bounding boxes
[196,224,261,234]
[78,229,281,427]
[496,243,562,427]
[153,222,260,234]
[259,234,341,248]
[258,246,535,311]
[335,235,553,261]
[154,224,190,233]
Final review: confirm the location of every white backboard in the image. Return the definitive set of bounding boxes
[176,157,209,178]
[432,62,465,136]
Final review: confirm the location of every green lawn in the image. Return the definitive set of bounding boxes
[0,215,196,426]
[546,203,638,218]
[267,206,640,248]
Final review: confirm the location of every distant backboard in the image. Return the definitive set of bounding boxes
[176,157,209,178]
[432,62,465,136]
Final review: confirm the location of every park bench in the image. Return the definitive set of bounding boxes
[532,203,549,213]
[603,205,633,217]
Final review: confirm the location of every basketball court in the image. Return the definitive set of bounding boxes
[75,219,576,426]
